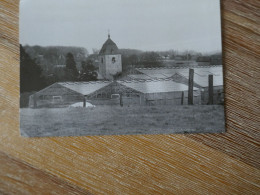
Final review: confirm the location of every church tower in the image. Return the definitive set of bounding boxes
[98,33,122,80]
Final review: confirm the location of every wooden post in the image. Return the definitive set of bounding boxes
[33,94,37,108]
[188,68,194,105]
[83,96,86,107]
[208,74,214,105]
[181,91,184,105]
[120,93,123,107]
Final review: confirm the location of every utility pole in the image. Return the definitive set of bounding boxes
[188,68,194,105]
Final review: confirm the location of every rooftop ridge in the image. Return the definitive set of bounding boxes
[136,65,222,70]
[57,80,111,85]
[118,77,175,83]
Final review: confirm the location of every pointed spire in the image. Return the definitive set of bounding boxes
[108,29,110,39]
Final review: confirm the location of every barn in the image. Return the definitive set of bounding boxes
[29,79,201,107]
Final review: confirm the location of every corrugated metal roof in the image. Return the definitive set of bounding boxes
[118,80,198,94]
[58,81,112,95]
[136,66,223,87]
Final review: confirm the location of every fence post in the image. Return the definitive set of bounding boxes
[181,91,184,105]
[208,74,214,105]
[188,68,194,105]
[120,93,123,107]
[33,94,37,108]
[83,96,86,107]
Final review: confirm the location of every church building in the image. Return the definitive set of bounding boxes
[98,33,122,80]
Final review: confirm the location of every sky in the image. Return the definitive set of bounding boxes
[20,0,222,54]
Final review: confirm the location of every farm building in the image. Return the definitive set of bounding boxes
[116,79,201,105]
[29,79,201,107]
[134,65,224,104]
[28,81,111,108]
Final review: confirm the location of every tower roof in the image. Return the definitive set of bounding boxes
[99,34,119,55]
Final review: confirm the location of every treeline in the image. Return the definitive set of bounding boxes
[23,45,88,76]
[121,51,164,72]
[120,49,222,72]
[20,45,47,93]
[20,45,97,93]
[24,45,88,58]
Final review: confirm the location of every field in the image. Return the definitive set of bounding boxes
[20,105,225,137]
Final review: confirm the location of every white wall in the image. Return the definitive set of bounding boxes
[105,54,122,79]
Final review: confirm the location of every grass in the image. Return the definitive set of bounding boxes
[20,105,225,137]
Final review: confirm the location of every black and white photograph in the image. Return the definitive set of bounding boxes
[20,0,225,137]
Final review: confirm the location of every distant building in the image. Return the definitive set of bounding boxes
[197,56,222,66]
[161,55,170,60]
[98,33,122,80]
[210,55,222,65]
[174,55,186,61]
[197,56,211,66]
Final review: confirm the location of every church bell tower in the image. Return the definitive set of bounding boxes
[98,33,122,80]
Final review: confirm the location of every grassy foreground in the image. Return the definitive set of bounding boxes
[20,105,225,137]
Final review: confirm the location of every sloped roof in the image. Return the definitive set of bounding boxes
[175,68,223,87]
[37,78,200,97]
[127,74,153,80]
[99,36,119,55]
[118,79,198,94]
[136,66,223,87]
[58,81,112,95]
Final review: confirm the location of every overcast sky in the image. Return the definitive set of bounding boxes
[20,0,222,54]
